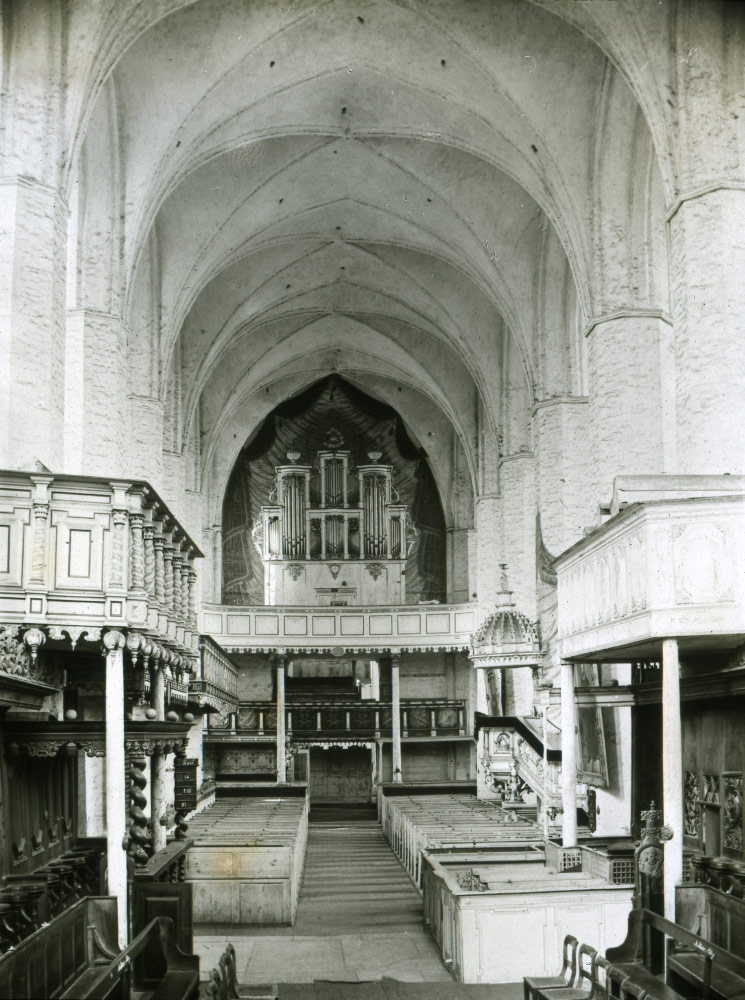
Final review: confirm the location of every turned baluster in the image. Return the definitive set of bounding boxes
[126,753,150,864]
[163,546,174,611]
[154,535,166,604]
[171,553,184,616]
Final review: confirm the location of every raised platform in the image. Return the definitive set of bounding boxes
[185,795,308,925]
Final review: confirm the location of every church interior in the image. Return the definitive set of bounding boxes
[1,1,744,997]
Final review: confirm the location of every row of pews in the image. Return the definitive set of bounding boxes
[381,792,540,888]
[0,840,105,953]
[185,793,309,924]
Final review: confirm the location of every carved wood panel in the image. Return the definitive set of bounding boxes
[2,750,77,876]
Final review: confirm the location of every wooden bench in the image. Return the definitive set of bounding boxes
[72,915,199,1000]
[606,907,718,1000]
[675,881,745,1000]
[0,895,198,1000]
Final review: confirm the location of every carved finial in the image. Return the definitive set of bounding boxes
[23,627,46,663]
[499,563,509,592]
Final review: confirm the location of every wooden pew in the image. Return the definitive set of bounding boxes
[0,895,199,1000]
[606,908,715,999]
[675,880,745,999]
[73,915,199,1000]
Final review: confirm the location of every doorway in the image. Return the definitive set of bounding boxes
[308,746,372,805]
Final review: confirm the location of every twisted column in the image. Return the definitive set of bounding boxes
[129,514,145,590]
[171,553,183,616]
[126,752,150,864]
[143,524,155,598]
[163,546,174,610]
[181,559,191,620]
[189,569,198,627]
[153,536,165,604]
[110,510,128,589]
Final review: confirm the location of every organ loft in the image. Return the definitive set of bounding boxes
[1,2,745,998]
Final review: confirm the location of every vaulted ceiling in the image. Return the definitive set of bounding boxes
[72,0,668,520]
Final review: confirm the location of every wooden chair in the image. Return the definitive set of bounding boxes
[534,944,601,1000]
[524,934,580,1000]
[204,943,278,1000]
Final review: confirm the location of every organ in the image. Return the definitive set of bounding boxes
[258,440,409,606]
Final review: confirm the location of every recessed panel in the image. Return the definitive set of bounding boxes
[0,524,9,574]
[284,615,308,636]
[426,613,450,634]
[254,615,278,636]
[369,614,393,635]
[227,615,252,634]
[67,529,92,578]
[340,615,365,635]
[311,616,336,636]
[397,613,421,635]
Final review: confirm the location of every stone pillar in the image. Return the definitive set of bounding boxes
[585,316,671,499]
[391,656,402,783]
[103,631,128,946]
[662,638,683,920]
[560,661,578,848]
[276,657,287,783]
[669,190,745,474]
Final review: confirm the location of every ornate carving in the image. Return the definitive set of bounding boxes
[287,563,304,581]
[366,562,385,580]
[703,774,720,803]
[163,546,174,609]
[684,771,701,837]
[23,627,46,663]
[171,554,184,615]
[111,509,128,587]
[724,775,743,853]
[127,755,150,864]
[0,628,32,676]
[181,562,191,619]
[103,630,126,653]
[328,563,341,580]
[636,801,673,884]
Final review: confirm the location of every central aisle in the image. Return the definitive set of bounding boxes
[195,818,453,984]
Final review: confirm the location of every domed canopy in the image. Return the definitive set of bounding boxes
[469,567,541,670]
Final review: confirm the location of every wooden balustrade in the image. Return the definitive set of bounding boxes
[206,699,466,741]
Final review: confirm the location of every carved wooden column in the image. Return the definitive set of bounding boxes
[276,655,287,783]
[143,523,155,599]
[153,535,165,604]
[103,630,128,946]
[163,546,174,611]
[110,508,128,589]
[129,513,145,591]
[172,552,184,617]
[560,661,578,847]
[126,750,150,865]
[662,638,683,919]
[391,655,402,783]
[181,557,191,621]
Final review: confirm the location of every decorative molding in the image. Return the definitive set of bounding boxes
[582,308,673,339]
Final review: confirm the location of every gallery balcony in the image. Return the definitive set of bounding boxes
[188,635,240,717]
[199,602,478,655]
[204,699,468,744]
[555,484,745,662]
[0,470,202,670]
